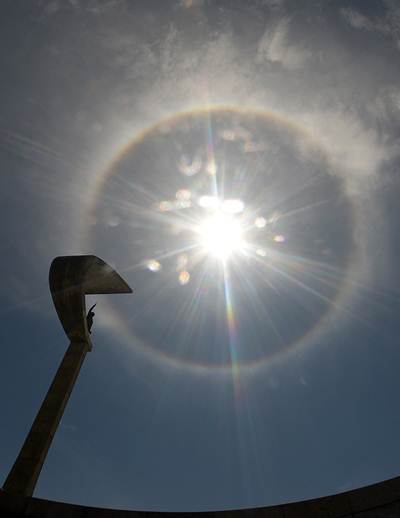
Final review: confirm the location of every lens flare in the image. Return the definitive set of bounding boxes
[178,270,190,285]
[145,259,162,272]
[198,195,220,210]
[86,106,357,374]
[222,199,245,215]
[254,216,267,228]
[198,212,244,260]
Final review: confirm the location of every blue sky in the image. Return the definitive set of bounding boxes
[1,0,400,512]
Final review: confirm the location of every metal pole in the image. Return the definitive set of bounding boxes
[3,341,89,497]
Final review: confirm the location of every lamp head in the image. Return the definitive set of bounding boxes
[49,255,132,350]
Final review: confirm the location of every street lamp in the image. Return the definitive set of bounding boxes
[2,255,132,498]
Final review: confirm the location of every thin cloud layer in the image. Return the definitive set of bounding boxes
[257,18,312,70]
[341,0,400,49]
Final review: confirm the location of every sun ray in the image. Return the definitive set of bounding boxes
[277,198,333,221]
[232,262,287,348]
[222,264,241,398]
[87,106,358,372]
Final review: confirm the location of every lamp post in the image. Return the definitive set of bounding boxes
[2,256,132,498]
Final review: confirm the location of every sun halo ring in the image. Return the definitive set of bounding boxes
[82,105,360,376]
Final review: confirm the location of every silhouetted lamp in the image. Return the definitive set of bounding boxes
[2,256,132,498]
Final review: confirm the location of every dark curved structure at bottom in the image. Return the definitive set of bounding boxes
[2,474,400,517]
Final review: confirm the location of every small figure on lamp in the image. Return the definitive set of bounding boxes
[86,303,96,334]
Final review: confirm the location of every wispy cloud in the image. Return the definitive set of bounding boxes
[341,1,400,50]
[340,7,375,31]
[257,18,312,69]
[297,108,392,181]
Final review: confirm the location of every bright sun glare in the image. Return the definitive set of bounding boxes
[198,212,244,260]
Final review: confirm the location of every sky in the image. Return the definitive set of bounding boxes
[1,0,400,512]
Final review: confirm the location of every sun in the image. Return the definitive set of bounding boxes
[198,212,245,261]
